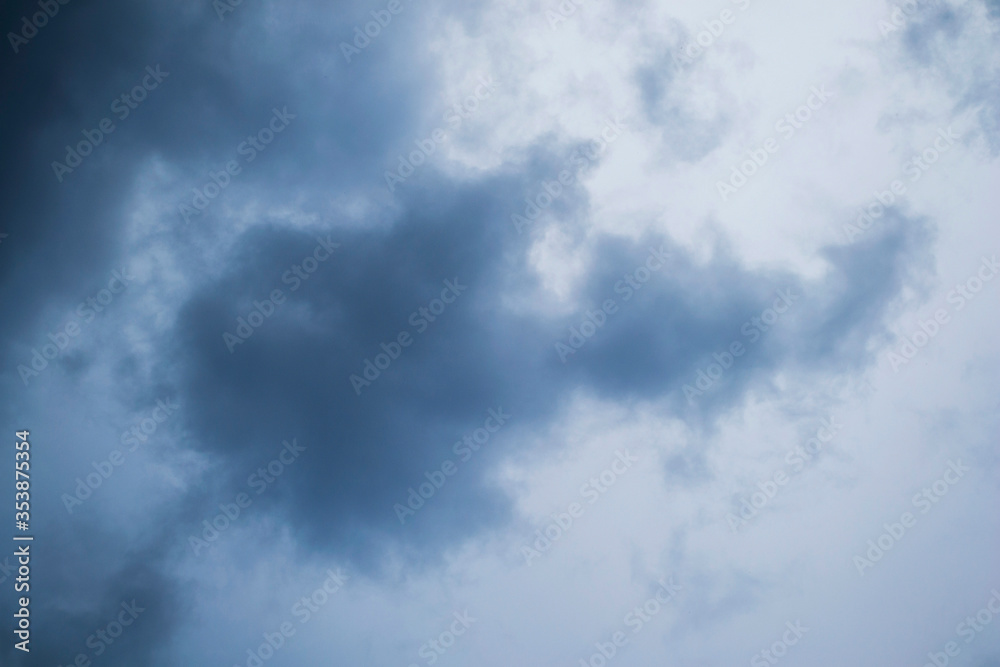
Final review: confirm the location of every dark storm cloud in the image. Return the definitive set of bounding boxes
[0,0,160,370]
[0,0,446,662]
[0,510,182,667]
[165,158,934,573]
[0,0,945,663]
[0,0,434,368]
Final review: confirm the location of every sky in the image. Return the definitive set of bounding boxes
[0,0,998,665]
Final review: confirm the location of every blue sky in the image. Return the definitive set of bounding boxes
[1,0,998,665]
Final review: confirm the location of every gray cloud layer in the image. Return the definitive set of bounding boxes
[0,0,994,664]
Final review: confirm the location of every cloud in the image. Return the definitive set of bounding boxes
[0,0,996,664]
